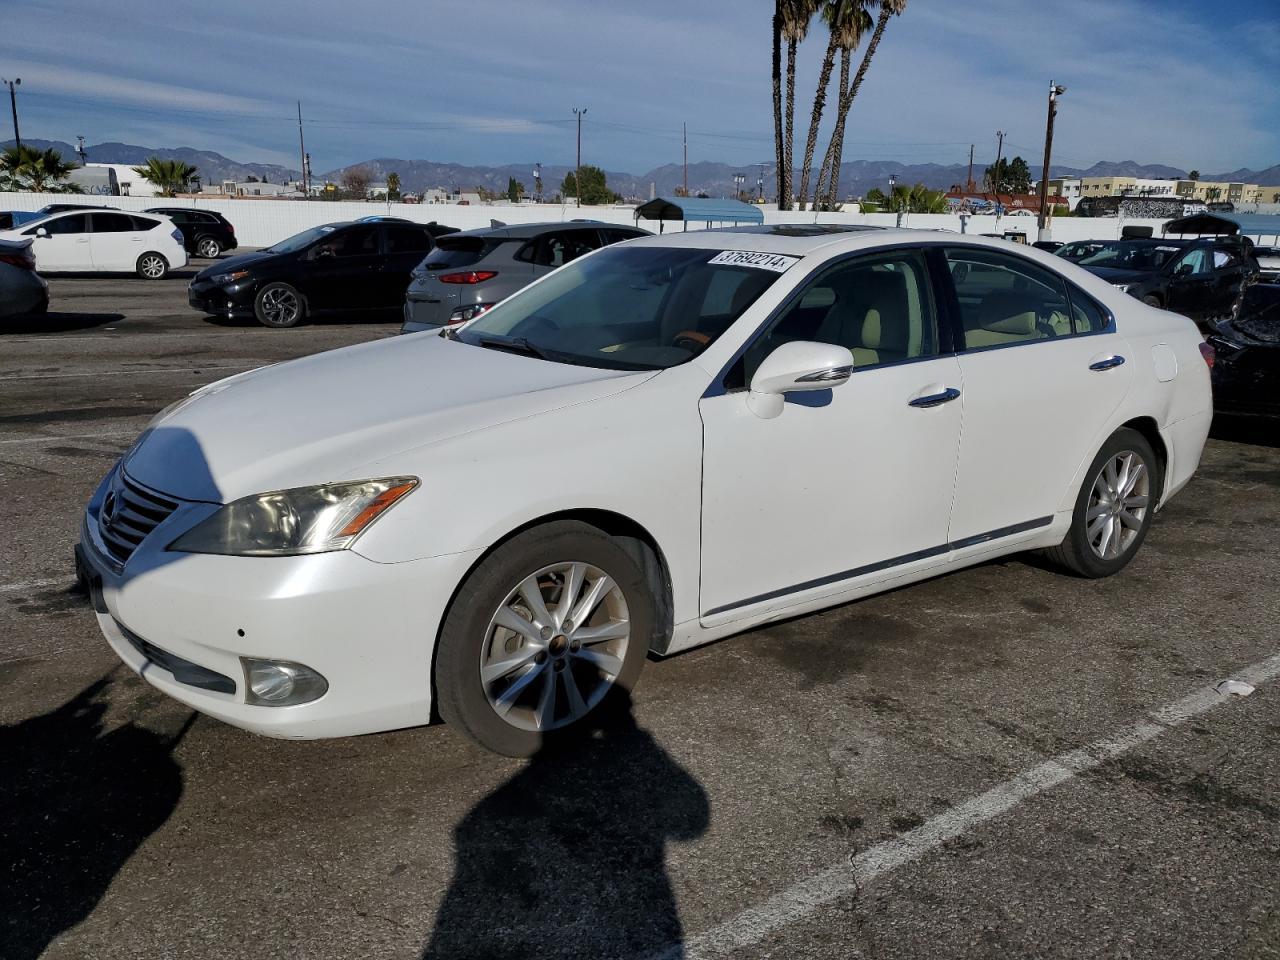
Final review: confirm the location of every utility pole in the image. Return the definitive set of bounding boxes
[573,107,587,207]
[683,121,688,197]
[296,101,308,199]
[1037,82,1067,242]
[2,78,20,151]
[993,130,1005,196]
[966,143,975,193]
[76,136,87,165]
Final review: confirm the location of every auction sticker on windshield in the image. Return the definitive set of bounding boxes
[708,250,800,272]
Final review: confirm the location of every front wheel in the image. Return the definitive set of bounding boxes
[254,282,305,328]
[195,236,222,259]
[435,521,651,756]
[136,252,169,280]
[1045,427,1158,578]
[1141,294,1162,308]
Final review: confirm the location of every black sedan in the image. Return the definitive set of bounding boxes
[1070,237,1258,326]
[188,220,450,327]
[1205,283,1280,419]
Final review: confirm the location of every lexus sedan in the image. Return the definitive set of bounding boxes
[77,225,1213,756]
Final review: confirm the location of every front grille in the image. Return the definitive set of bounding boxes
[98,471,181,567]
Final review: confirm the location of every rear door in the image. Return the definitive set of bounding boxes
[300,225,381,310]
[943,245,1133,544]
[25,212,91,271]
[89,211,148,272]
[379,225,434,306]
[1165,246,1216,319]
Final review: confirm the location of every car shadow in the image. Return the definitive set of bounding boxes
[1209,413,1280,448]
[422,691,709,960]
[201,308,404,329]
[0,674,188,960]
[0,311,125,334]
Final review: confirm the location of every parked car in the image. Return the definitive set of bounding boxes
[77,226,1211,755]
[401,221,649,332]
[0,237,48,317]
[143,207,239,259]
[1055,240,1110,263]
[1072,237,1258,325]
[0,204,117,230]
[186,220,446,327]
[1032,240,1063,253]
[1205,282,1280,419]
[0,209,187,279]
[1253,245,1280,282]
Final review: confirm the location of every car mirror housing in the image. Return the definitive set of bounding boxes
[36,227,48,237]
[747,341,854,419]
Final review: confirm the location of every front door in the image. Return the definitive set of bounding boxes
[1164,246,1216,319]
[699,249,962,621]
[89,211,147,272]
[942,245,1133,544]
[379,225,434,307]
[27,212,91,271]
[302,225,382,310]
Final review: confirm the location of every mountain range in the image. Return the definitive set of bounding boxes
[7,139,1279,200]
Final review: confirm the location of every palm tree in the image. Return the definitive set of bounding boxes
[772,2,785,208]
[808,0,874,209]
[0,145,79,193]
[132,157,200,197]
[779,0,821,210]
[818,0,908,209]
[797,0,872,211]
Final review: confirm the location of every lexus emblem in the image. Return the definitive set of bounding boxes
[102,492,118,530]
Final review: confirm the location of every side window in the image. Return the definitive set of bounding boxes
[1212,247,1241,270]
[164,211,191,223]
[130,216,160,231]
[534,230,600,267]
[91,212,139,233]
[600,228,643,245]
[946,248,1073,348]
[31,213,89,235]
[1172,248,1212,276]
[1067,287,1109,334]
[385,226,432,254]
[312,226,378,259]
[742,250,937,382]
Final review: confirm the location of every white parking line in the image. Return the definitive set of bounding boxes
[0,364,250,382]
[0,576,69,594]
[657,651,1280,960]
[0,431,137,446]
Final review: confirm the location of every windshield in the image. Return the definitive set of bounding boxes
[1076,242,1184,271]
[267,224,340,254]
[454,245,791,371]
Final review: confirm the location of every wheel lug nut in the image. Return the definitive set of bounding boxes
[562,620,573,633]
[535,651,547,664]
[540,625,552,641]
[569,640,581,653]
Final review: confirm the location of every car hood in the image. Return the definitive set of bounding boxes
[1081,266,1152,285]
[123,334,654,502]
[192,249,282,280]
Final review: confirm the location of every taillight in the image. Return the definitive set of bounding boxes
[1198,341,1215,369]
[0,252,35,271]
[438,270,497,284]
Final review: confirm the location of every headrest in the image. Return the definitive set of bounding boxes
[979,290,1041,334]
[984,311,1039,335]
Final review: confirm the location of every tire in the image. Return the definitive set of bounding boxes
[1141,294,1162,308]
[195,235,222,259]
[136,252,169,280]
[1045,427,1159,578]
[253,282,306,328]
[435,520,652,757]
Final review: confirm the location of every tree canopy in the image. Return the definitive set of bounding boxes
[132,157,200,197]
[983,156,1031,194]
[1,146,81,193]
[561,165,618,205]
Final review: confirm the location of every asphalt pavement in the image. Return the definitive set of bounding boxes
[2,268,1278,960]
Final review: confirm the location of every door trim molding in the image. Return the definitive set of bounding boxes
[702,515,1053,618]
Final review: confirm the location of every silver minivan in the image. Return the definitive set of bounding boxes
[400,221,649,333]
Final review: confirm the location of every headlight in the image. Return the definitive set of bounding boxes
[169,477,417,556]
[211,269,251,285]
[448,302,495,324]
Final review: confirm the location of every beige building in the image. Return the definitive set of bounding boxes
[1078,176,1262,204]
[1172,180,1262,203]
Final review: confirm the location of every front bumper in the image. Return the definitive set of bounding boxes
[79,473,481,739]
[188,281,256,319]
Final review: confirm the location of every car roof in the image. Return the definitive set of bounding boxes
[439,220,632,241]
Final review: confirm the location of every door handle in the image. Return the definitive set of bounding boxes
[1089,355,1126,371]
[908,387,961,408]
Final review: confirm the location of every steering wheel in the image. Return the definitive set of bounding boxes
[672,330,711,352]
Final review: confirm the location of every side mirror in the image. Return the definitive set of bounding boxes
[747,341,854,419]
[35,227,48,237]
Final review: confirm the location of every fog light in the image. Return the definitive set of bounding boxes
[241,658,328,707]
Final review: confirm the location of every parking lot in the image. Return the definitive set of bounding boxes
[2,270,1279,959]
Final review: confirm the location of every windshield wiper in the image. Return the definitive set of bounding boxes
[476,335,554,361]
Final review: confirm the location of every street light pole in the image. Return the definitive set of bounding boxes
[573,107,587,208]
[1037,81,1066,243]
[2,78,20,151]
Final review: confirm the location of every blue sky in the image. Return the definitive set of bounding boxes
[2,0,1278,175]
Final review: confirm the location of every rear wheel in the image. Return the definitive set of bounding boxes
[1141,294,1162,308]
[136,252,169,280]
[254,282,305,328]
[1045,427,1158,578]
[435,520,651,756]
[195,235,222,259]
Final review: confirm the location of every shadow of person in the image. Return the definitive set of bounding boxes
[0,674,187,960]
[423,692,709,960]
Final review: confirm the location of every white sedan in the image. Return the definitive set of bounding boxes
[0,209,187,278]
[77,226,1213,755]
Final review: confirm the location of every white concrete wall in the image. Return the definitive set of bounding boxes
[0,190,1167,248]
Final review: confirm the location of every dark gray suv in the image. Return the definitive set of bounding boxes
[400,221,649,333]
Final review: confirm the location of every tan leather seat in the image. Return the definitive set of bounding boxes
[821,271,910,366]
[966,290,1045,347]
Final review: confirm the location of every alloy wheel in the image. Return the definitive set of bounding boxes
[479,561,630,732]
[139,255,166,279]
[1086,450,1150,560]
[260,287,299,325]
[197,238,221,258]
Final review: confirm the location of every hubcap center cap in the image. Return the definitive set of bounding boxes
[548,634,568,656]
